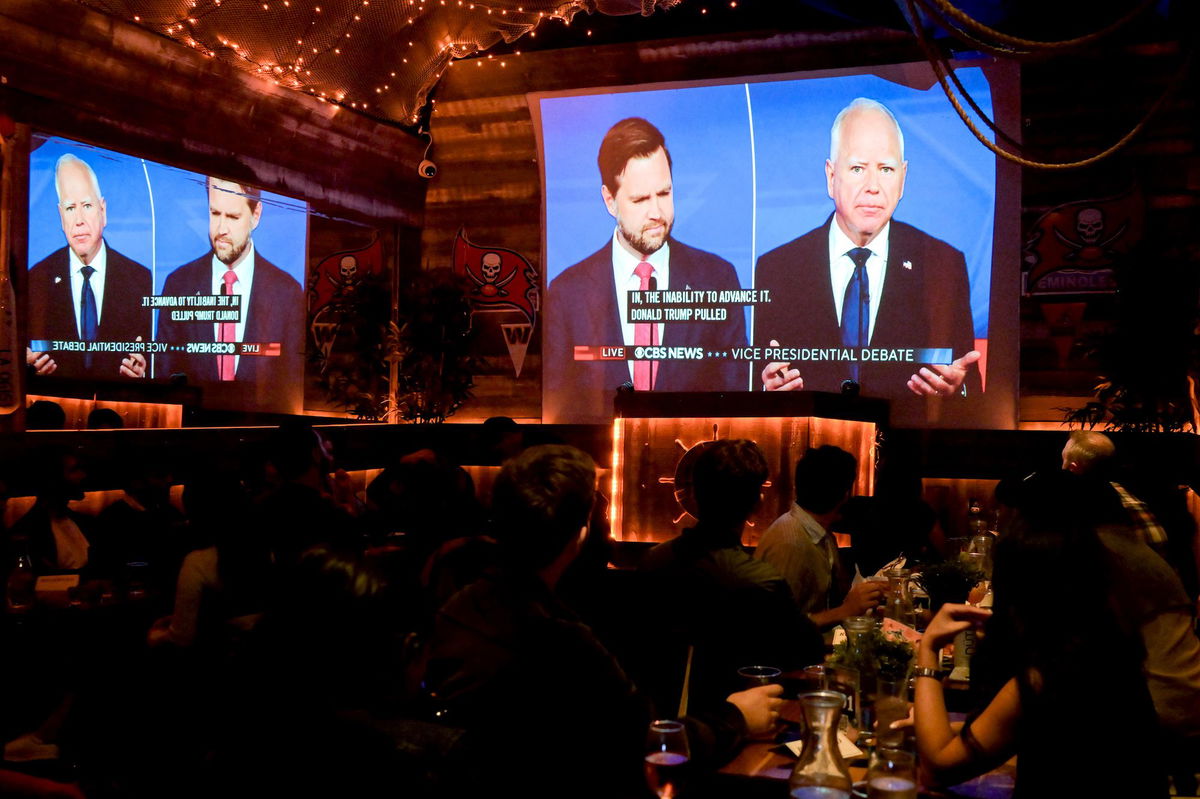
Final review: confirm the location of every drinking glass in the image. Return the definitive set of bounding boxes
[644,719,690,798]
[802,664,830,692]
[826,663,861,736]
[737,665,782,689]
[866,746,917,799]
[737,665,783,739]
[872,678,910,749]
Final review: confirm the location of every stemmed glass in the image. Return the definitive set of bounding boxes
[644,719,691,798]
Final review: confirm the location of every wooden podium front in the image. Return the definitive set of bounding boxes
[609,391,888,545]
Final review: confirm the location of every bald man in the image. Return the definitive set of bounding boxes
[27,154,151,378]
[753,98,979,415]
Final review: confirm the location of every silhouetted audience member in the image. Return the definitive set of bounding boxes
[917,470,1168,797]
[147,472,264,651]
[480,416,524,464]
[641,439,824,705]
[422,445,782,799]
[838,467,939,576]
[366,448,482,549]
[92,455,186,593]
[978,470,1197,788]
[10,449,92,574]
[754,445,885,627]
[205,546,415,798]
[85,407,123,429]
[253,423,362,567]
[25,400,66,430]
[1062,430,1168,549]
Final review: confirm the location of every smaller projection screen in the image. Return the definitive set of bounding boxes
[26,134,309,413]
[533,60,1019,428]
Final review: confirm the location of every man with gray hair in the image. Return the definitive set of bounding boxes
[754,97,979,414]
[27,153,151,378]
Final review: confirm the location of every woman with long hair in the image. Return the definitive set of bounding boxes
[914,471,1167,797]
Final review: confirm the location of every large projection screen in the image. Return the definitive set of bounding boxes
[533,61,1019,429]
[26,134,310,414]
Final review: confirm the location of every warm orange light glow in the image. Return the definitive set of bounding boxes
[26,396,184,430]
[611,415,876,544]
[611,418,624,541]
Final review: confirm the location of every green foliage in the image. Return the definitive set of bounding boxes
[912,560,984,610]
[830,627,915,682]
[308,270,393,420]
[1060,247,1199,433]
[390,268,480,423]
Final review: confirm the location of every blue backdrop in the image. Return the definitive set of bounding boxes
[538,67,995,339]
[28,135,309,339]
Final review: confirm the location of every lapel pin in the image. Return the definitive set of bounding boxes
[903,260,913,270]
[55,276,62,284]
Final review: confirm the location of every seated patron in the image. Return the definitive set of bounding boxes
[915,472,1168,797]
[754,445,885,627]
[641,439,824,704]
[11,449,92,574]
[423,445,782,798]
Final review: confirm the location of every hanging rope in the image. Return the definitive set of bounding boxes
[911,0,1160,53]
[903,0,1195,170]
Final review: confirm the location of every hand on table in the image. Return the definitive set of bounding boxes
[907,350,981,397]
[26,347,57,375]
[761,340,804,391]
[726,683,783,736]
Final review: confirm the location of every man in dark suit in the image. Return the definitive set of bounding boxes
[544,117,747,423]
[155,177,303,408]
[26,154,151,379]
[754,98,980,418]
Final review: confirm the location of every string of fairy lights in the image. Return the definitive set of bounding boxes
[83,0,750,125]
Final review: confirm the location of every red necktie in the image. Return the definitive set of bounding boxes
[633,261,658,390]
[218,269,238,381]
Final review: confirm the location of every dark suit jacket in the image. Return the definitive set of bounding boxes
[752,217,978,418]
[544,238,748,423]
[155,250,304,396]
[27,244,152,378]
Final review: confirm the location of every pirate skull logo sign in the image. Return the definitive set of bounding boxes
[1076,208,1104,244]
[1053,205,1126,262]
[468,251,515,297]
[326,254,362,296]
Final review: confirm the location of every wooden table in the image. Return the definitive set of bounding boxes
[714,701,1017,799]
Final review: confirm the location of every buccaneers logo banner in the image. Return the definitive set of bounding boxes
[452,228,539,325]
[310,238,385,315]
[1023,189,1144,294]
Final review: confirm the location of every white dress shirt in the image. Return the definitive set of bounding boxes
[67,239,108,336]
[610,231,670,381]
[209,241,256,375]
[828,221,890,345]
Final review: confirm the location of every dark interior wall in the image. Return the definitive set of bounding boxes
[0,0,429,226]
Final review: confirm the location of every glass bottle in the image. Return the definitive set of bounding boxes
[967,497,987,537]
[883,569,915,627]
[5,537,34,613]
[842,615,875,726]
[789,690,854,799]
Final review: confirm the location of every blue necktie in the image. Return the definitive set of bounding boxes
[80,265,98,369]
[840,247,871,382]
